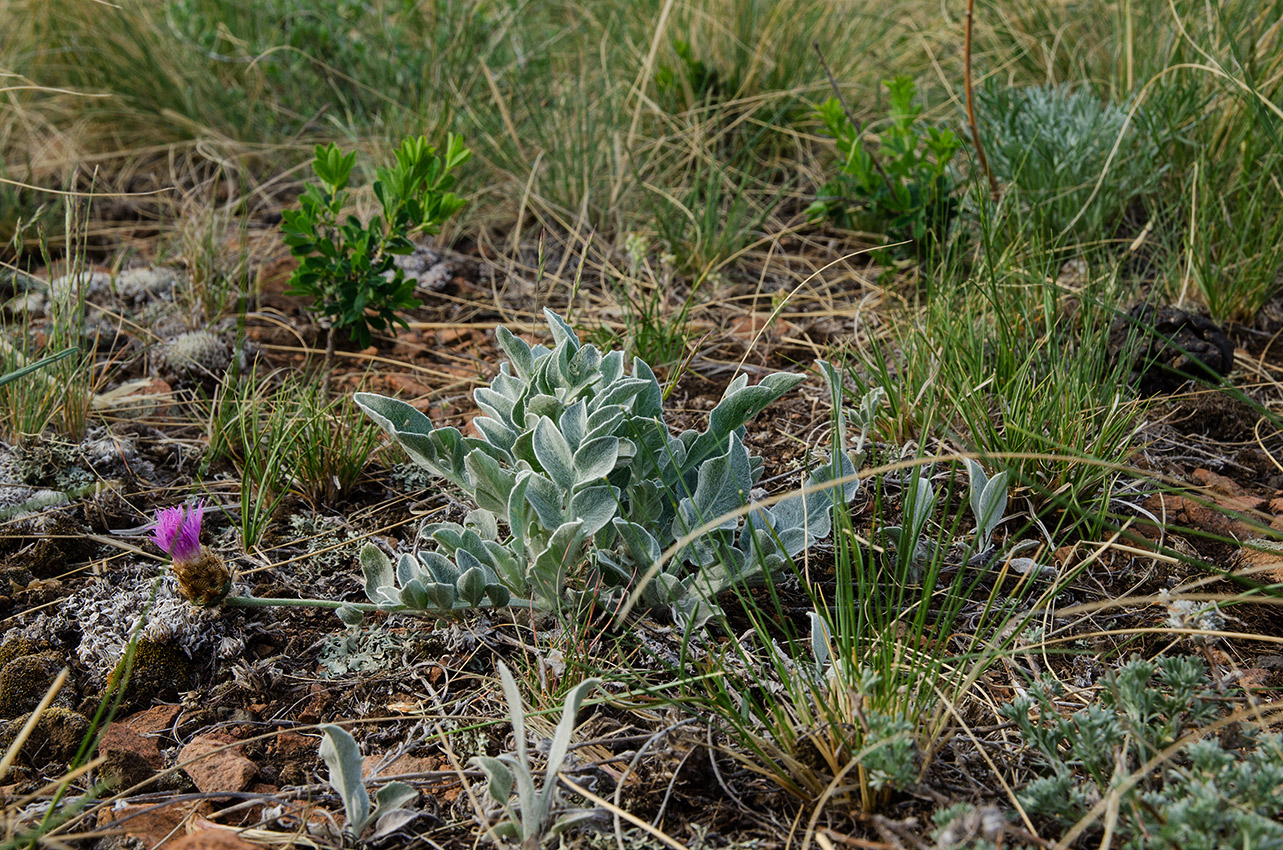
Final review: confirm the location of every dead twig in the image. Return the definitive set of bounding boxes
[812,42,895,195]
[964,0,1000,200]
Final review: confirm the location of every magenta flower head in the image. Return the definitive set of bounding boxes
[150,500,205,564]
[149,499,230,607]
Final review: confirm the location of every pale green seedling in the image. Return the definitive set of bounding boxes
[470,662,601,846]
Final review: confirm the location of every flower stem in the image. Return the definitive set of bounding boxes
[222,595,397,613]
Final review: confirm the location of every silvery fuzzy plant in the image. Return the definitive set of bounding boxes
[318,725,420,841]
[354,309,866,628]
[471,661,601,847]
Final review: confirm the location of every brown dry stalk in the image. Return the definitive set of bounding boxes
[964,0,999,201]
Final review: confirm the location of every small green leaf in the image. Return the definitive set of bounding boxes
[374,781,418,814]
[336,604,366,627]
[457,566,488,607]
[472,756,515,804]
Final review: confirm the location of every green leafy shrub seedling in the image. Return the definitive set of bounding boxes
[281,135,470,354]
[808,76,962,258]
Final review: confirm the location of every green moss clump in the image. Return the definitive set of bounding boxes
[0,637,51,672]
[0,706,92,768]
[0,648,73,720]
[102,639,191,713]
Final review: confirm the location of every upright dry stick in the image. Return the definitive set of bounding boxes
[964,0,999,201]
[812,42,895,196]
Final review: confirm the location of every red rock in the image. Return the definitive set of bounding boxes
[168,828,258,850]
[98,722,165,790]
[1141,493,1264,540]
[97,800,197,849]
[269,731,314,758]
[100,723,164,768]
[1237,547,1283,584]
[362,752,438,778]
[122,704,182,737]
[179,732,258,794]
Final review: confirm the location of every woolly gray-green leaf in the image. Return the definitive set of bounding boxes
[684,372,804,471]
[487,582,511,607]
[977,470,1009,544]
[533,416,575,490]
[568,485,619,537]
[426,582,456,611]
[335,604,366,627]
[354,393,467,485]
[543,308,581,352]
[417,550,458,586]
[471,755,515,805]
[495,661,539,827]
[398,578,432,611]
[495,326,535,380]
[808,611,832,676]
[559,399,588,450]
[457,566,488,607]
[537,676,601,830]
[472,416,516,452]
[673,432,752,541]
[965,458,989,523]
[360,544,395,605]
[524,472,565,532]
[373,781,418,815]
[474,386,515,423]
[318,725,371,835]
[572,436,619,486]
[530,521,585,604]
[465,508,499,541]
[465,449,515,514]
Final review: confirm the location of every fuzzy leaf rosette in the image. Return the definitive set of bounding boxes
[150,500,231,607]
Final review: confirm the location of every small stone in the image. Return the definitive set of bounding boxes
[97,800,197,849]
[362,752,438,778]
[122,703,183,737]
[179,732,258,794]
[98,723,164,790]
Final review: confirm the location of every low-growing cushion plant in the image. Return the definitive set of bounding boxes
[1001,655,1283,848]
[354,309,860,627]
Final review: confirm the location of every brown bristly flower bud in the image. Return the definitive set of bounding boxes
[172,546,232,607]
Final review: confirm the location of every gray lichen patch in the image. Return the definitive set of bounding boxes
[12,567,251,691]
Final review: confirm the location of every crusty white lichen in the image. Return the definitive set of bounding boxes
[8,566,251,688]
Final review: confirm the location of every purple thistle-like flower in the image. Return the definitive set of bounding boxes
[150,500,205,563]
